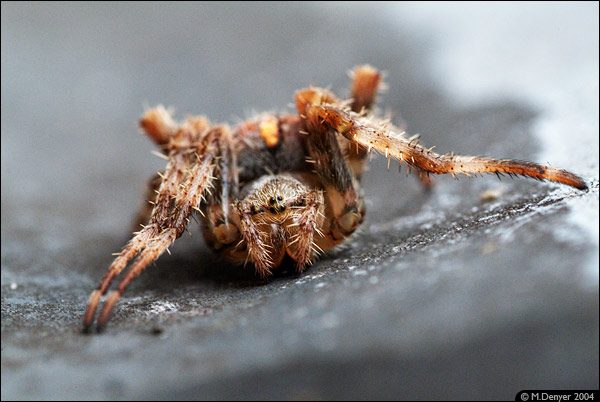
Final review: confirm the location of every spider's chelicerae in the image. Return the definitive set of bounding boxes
[83,65,587,331]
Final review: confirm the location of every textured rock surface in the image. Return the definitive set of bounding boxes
[2,3,598,400]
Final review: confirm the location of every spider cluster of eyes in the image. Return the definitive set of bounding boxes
[240,175,313,224]
[250,195,305,215]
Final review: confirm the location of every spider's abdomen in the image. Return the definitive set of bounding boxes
[234,114,310,187]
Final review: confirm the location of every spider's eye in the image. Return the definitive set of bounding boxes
[269,197,276,204]
[297,199,304,206]
[269,207,276,213]
[277,196,283,202]
[280,205,286,212]
[251,206,257,214]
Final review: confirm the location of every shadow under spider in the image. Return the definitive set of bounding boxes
[132,238,310,293]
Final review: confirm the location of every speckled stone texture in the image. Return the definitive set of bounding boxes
[2,3,598,400]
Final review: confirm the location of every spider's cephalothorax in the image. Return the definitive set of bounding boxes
[83,65,587,331]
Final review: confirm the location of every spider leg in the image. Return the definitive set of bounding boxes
[295,87,344,118]
[140,105,211,149]
[305,124,367,246]
[345,65,383,182]
[84,123,224,330]
[140,105,179,146]
[83,150,190,329]
[294,86,369,253]
[202,126,244,260]
[349,64,382,115]
[129,110,213,235]
[86,114,207,326]
[96,227,178,328]
[96,128,223,329]
[308,105,588,190]
[348,65,432,189]
[295,101,367,258]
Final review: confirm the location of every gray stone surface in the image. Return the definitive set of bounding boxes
[2,3,598,400]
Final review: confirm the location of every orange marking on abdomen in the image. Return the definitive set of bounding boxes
[259,116,280,148]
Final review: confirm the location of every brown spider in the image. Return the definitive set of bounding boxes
[83,65,587,331]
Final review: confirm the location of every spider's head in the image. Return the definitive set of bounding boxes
[239,175,308,225]
[235,174,325,274]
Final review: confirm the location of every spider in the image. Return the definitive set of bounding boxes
[83,65,587,331]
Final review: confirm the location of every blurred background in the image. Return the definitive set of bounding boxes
[2,2,598,400]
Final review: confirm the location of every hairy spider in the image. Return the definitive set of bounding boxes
[83,65,587,331]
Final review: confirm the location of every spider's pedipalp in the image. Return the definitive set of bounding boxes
[285,189,325,271]
[310,104,588,190]
[236,204,273,277]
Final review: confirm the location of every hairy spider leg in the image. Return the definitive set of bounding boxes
[83,115,222,330]
[295,90,367,254]
[96,148,218,328]
[131,109,213,237]
[350,65,433,189]
[201,126,245,262]
[349,65,382,113]
[309,105,588,190]
[83,150,189,330]
[140,105,211,148]
[95,129,222,329]
[345,65,382,181]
